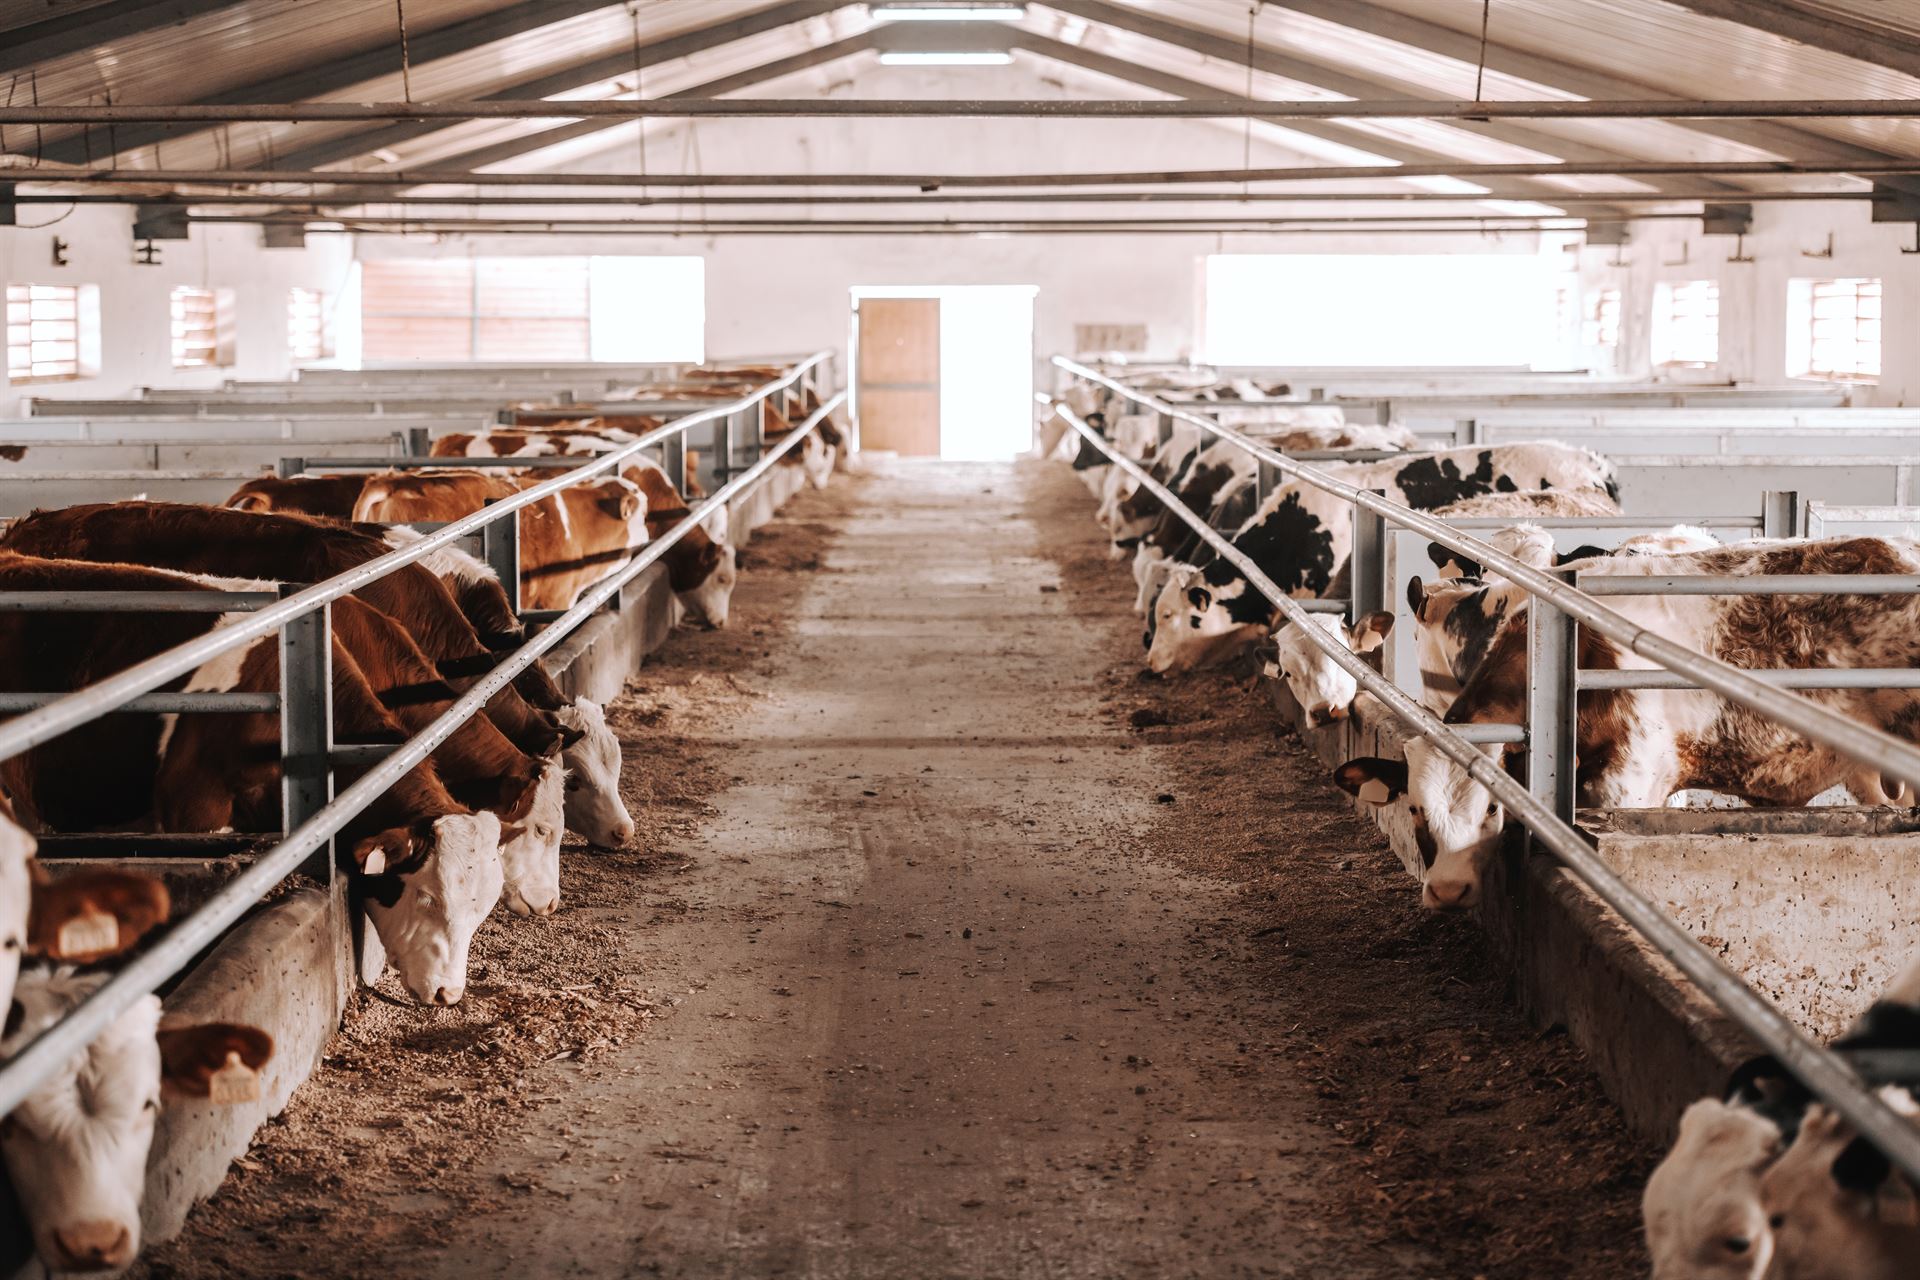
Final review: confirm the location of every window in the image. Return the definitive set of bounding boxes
[6,283,102,384]
[1650,279,1719,368]
[1202,254,1561,366]
[170,285,236,369]
[1583,287,1622,350]
[1788,277,1881,382]
[358,256,704,363]
[288,287,334,363]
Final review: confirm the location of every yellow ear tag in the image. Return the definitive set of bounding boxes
[208,1052,260,1106]
[56,909,119,960]
[1357,779,1395,806]
[1261,662,1280,679]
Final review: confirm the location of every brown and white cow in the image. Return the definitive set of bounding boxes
[1337,537,1920,910]
[424,433,738,628]
[225,473,369,519]
[353,470,648,612]
[0,503,574,760]
[0,551,505,1000]
[2,969,273,1272]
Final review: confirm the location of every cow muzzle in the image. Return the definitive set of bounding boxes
[52,1221,134,1272]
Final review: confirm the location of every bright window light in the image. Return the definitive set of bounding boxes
[1202,255,1561,367]
[1650,279,1719,369]
[1787,277,1881,383]
[877,51,1014,64]
[870,4,1025,20]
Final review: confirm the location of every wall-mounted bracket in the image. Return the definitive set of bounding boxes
[134,238,162,266]
[1726,233,1755,264]
[50,237,68,266]
[132,204,190,240]
[1701,203,1752,237]
[1802,231,1835,259]
[1663,241,1691,268]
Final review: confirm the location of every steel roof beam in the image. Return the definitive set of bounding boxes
[258,0,852,173]
[1659,0,1920,81]
[1036,0,1739,196]
[0,0,248,75]
[1012,34,1585,206]
[1266,0,1900,166]
[37,0,848,167]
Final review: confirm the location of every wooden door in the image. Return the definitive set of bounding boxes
[856,298,940,455]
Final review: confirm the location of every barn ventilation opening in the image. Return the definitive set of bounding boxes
[851,285,1036,460]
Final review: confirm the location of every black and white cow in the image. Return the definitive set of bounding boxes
[1641,958,1920,1280]
[1262,491,1628,719]
[1144,443,1617,674]
[1337,537,1920,910]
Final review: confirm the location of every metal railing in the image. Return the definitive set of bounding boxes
[0,357,838,1116]
[1052,355,1920,1182]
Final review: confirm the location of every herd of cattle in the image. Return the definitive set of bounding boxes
[0,370,845,1273]
[1048,375,1920,1280]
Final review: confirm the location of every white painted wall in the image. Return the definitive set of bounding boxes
[0,204,354,413]
[1575,197,1916,404]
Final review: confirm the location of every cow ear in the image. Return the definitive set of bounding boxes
[157,1023,274,1101]
[1406,575,1428,620]
[1186,585,1212,610]
[28,870,171,962]
[1425,542,1452,571]
[1334,758,1406,805]
[350,828,416,877]
[1350,611,1394,654]
[228,492,271,512]
[599,488,642,521]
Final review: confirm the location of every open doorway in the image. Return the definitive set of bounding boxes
[851,285,1037,460]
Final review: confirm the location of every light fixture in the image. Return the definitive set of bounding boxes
[877,50,1015,65]
[870,4,1026,21]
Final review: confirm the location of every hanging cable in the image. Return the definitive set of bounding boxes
[396,0,415,103]
[1474,0,1493,102]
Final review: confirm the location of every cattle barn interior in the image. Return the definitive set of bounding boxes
[8,2,1920,1277]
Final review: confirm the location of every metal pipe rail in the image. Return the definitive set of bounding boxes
[1056,355,1920,796]
[0,351,827,763]
[1053,401,1920,1186]
[0,385,845,1118]
[10,98,1920,124]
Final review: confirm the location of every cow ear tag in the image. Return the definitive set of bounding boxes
[56,907,119,960]
[209,1052,261,1106]
[1357,779,1395,805]
[1262,661,1280,679]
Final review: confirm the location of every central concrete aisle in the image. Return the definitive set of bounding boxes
[425,461,1422,1279]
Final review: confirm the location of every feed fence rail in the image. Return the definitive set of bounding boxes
[0,356,838,1119]
[1053,355,1920,1182]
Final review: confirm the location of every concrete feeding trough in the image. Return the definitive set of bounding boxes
[1268,674,1920,1140]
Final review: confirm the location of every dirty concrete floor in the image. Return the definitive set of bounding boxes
[413,460,1429,1279]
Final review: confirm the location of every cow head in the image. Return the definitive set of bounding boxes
[1270,611,1393,728]
[1334,739,1505,909]
[0,804,31,1017]
[556,698,634,849]
[496,757,565,918]
[1146,567,1266,675]
[354,811,504,1004]
[1,972,273,1274]
[1642,1098,1783,1280]
[677,540,738,630]
[1758,1096,1920,1280]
